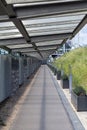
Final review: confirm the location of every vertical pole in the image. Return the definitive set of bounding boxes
[63,44,66,53]
[61,63,63,77]
[61,63,64,86]
[69,65,72,93]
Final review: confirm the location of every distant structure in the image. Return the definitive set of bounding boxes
[51,40,72,59]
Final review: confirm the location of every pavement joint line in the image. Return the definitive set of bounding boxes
[48,68,85,130]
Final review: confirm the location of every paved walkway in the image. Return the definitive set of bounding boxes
[10,65,74,130]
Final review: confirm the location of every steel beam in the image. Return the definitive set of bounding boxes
[0,3,6,15]
[11,18,31,42]
[15,1,87,19]
[0,1,16,16]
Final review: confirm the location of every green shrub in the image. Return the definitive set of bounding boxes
[61,74,68,80]
[73,86,86,96]
[53,47,87,95]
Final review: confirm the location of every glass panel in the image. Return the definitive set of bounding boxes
[36,40,63,46]
[26,23,78,30]
[27,24,77,31]
[28,29,74,36]
[23,14,85,36]
[19,48,35,53]
[23,15,84,25]
[0,22,16,28]
[0,22,22,39]
[0,33,22,40]
[0,29,19,33]
[7,44,32,49]
[39,46,57,50]
[0,34,22,39]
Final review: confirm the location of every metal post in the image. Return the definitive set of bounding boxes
[61,63,63,77]
[69,65,72,93]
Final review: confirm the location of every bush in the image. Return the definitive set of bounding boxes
[53,47,87,95]
[73,86,86,96]
[61,74,68,80]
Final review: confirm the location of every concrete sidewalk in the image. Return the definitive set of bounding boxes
[50,71,85,130]
[10,65,74,130]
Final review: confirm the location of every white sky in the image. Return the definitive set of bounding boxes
[72,24,87,47]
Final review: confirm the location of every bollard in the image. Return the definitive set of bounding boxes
[61,63,64,77]
[61,69,64,77]
[69,65,72,93]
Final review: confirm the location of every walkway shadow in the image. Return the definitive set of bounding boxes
[40,66,46,130]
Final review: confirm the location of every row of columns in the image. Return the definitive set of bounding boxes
[0,54,41,103]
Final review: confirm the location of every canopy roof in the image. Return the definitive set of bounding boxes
[0,0,87,59]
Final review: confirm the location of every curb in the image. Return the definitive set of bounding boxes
[50,70,85,130]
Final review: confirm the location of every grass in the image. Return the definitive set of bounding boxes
[53,47,87,94]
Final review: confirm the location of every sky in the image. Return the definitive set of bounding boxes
[72,24,87,48]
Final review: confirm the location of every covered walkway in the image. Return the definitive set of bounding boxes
[0,1,87,130]
[0,1,87,59]
[10,65,74,130]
